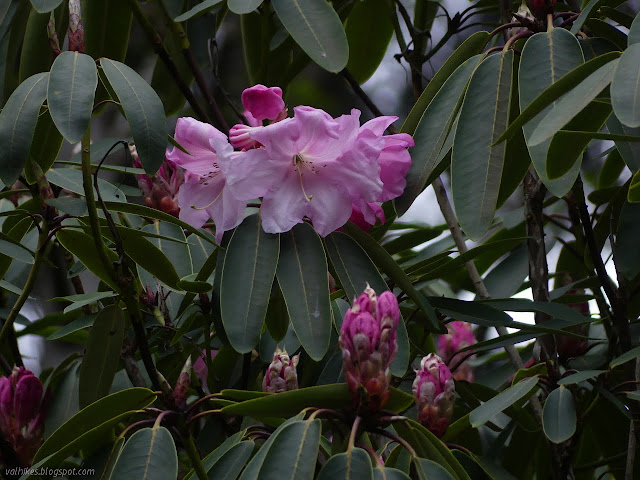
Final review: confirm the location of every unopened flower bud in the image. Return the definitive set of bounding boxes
[173,357,192,409]
[67,0,84,53]
[0,367,48,465]
[133,146,185,217]
[193,349,217,394]
[262,347,299,393]
[438,321,476,382]
[413,354,455,438]
[340,286,400,411]
[229,123,260,150]
[241,85,286,122]
[47,12,61,57]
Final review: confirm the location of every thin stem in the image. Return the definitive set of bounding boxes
[188,409,221,424]
[348,416,362,450]
[182,429,209,480]
[372,427,417,457]
[0,221,50,347]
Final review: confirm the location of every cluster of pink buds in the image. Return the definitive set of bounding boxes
[262,347,299,394]
[438,321,477,382]
[339,286,400,412]
[166,84,413,242]
[0,367,48,466]
[132,145,185,218]
[413,354,455,438]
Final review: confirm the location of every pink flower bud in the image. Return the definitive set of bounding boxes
[67,0,84,53]
[413,354,455,438]
[339,286,400,411]
[241,85,286,122]
[193,349,217,394]
[13,375,43,427]
[47,12,61,57]
[229,123,260,150]
[173,356,192,409]
[263,347,299,393]
[132,146,185,217]
[438,321,476,382]
[0,367,48,466]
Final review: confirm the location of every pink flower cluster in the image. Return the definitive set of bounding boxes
[413,354,455,438]
[0,367,48,466]
[438,321,477,382]
[164,85,413,242]
[339,286,400,411]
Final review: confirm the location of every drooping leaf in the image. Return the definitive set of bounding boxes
[518,27,584,197]
[82,0,132,62]
[78,305,126,408]
[0,72,48,184]
[413,458,456,480]
[542,386,577,443]
[271,0,348,73]
[46,168,126,203]
[276,222,331,361]
[630,11,640,46]
[452,51,513,239]
[221,214,280,354]
[345,0,393,84]
[25,111,63,182]
[47,52,98,143]
[110,427,178,480]
[99,59,167,175]
[610,344,640,368]
[228,0,262,14]
[199,441,254,480]
[557,370,606,385]
[19,8,54,82]
[396,55,482,215]
[607,114,640,172]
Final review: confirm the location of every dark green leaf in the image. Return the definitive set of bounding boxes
[615,201,640,279]
[401,31,489,135]
[25,111,63,182]
[607,114,640,172]
[610,344,640,368]
[82,0,132,62]
[345,0,393,84]
[202,441,254,480]
[611,43,640,128]
[272,0,348,73]
[557,370,606,385]
[259,420,321,480]
[221,214,279,354]
[630,10,640,46]
[78,305,126,408]
[452,51,513,239]
[47,52,98,143]
[100,59,167,175]
[317,448,373,480]
[413,458,455,480]
[221,384,414,418]
[228,0,262,14]
[396,55,482,215]
[0,72,48,184]
[56,229,119,291]
[629,170,640,202]
[469,377,539,427]
[34,387,156,463]
[110,427,178,480]
[47,168,126,203]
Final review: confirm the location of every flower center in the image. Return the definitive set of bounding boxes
[293,154,313,202]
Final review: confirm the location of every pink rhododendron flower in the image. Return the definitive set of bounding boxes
[241,85,286,122]
[133,147,185,218]
[350,116,413,228]
[225,106,384,236]
[413,354,455,438]
[438,321,477,382]
[166,117,268,242]
[0,367,48,466]
[339,286,400,411]
[349,203,385,231]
